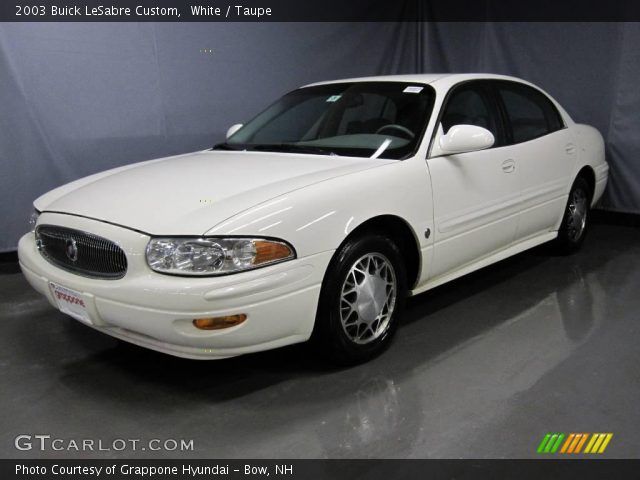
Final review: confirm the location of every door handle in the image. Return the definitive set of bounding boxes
[565,143,576,155]
[502,159,516,173]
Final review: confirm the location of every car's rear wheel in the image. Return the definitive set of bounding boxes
[313,234,407,365]
[555,176,591,253]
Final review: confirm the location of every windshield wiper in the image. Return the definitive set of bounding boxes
[251,144,338,156]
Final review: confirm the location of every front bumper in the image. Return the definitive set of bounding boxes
[18,212,332,359]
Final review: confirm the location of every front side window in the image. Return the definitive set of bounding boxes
[497,82,564,144]
[440,83,502,146]
[221,82,435,160]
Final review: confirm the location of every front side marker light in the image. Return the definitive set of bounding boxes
[254,240,293,265]
[193,314,247,330]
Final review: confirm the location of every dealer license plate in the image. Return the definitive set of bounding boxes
[49,282,91,325]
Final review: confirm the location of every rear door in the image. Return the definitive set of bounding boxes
[427,81,520,279]
[493,80,576,240]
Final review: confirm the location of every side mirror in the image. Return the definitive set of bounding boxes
[439,124,494,155]
[226,123,243,140]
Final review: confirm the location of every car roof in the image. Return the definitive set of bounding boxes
[303,73,529,89]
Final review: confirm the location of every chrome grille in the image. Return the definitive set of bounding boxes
[35,225,127,279]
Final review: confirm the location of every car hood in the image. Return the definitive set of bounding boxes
[36,150,386,235]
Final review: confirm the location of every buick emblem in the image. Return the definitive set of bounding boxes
[65,238,78,262]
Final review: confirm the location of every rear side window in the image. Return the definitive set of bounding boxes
[497,82,564,144]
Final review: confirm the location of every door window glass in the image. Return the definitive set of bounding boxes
[441,87,499,143]
[498,83,564,144]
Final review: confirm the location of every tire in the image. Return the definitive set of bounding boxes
[312,234,407,365]
[554,176,592,254]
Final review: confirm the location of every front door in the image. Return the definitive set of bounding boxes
[427,81,520,279]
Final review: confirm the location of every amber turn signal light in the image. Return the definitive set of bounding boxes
[254,240,293,265]
[193,314,247,330]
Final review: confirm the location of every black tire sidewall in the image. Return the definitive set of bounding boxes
[314,234,407,365]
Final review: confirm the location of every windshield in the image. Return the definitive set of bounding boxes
[220,82,435,160]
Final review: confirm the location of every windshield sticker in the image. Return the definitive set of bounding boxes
[326,95,342,102]
[403,86,423,93]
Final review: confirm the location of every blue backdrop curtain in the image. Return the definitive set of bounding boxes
[1,21,638,251]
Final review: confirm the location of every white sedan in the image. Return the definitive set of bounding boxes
[18,74,608,363]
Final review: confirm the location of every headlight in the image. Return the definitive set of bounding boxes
[29,210,40,232]
[145,237,295,275]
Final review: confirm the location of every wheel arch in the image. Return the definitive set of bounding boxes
[336,214,422,290]
[576,165,596,201]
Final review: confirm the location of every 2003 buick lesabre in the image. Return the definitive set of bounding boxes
[18,74,609,363]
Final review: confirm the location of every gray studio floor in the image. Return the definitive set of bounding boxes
[1,222,639,459]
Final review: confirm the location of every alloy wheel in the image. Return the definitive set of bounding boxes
[339,253,397,344]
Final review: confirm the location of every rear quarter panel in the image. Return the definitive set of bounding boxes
[572,124,608,206]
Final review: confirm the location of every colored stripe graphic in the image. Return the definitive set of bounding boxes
[537,434,552,453]
[538,433,613,454]
[575,433,589,453]
[560,433,575,453]
[598,433,613,453]
[537,433,565,453]
[550,433,565,453]
[584,433,613,454]
[568,433,582,453]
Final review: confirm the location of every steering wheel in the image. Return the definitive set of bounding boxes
[375,124,415,139]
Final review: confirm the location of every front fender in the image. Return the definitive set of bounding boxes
[205,156,434,261]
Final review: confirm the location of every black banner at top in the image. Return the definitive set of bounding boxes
[2,0,640,22]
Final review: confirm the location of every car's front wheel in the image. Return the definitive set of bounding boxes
[313,234,407,365]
